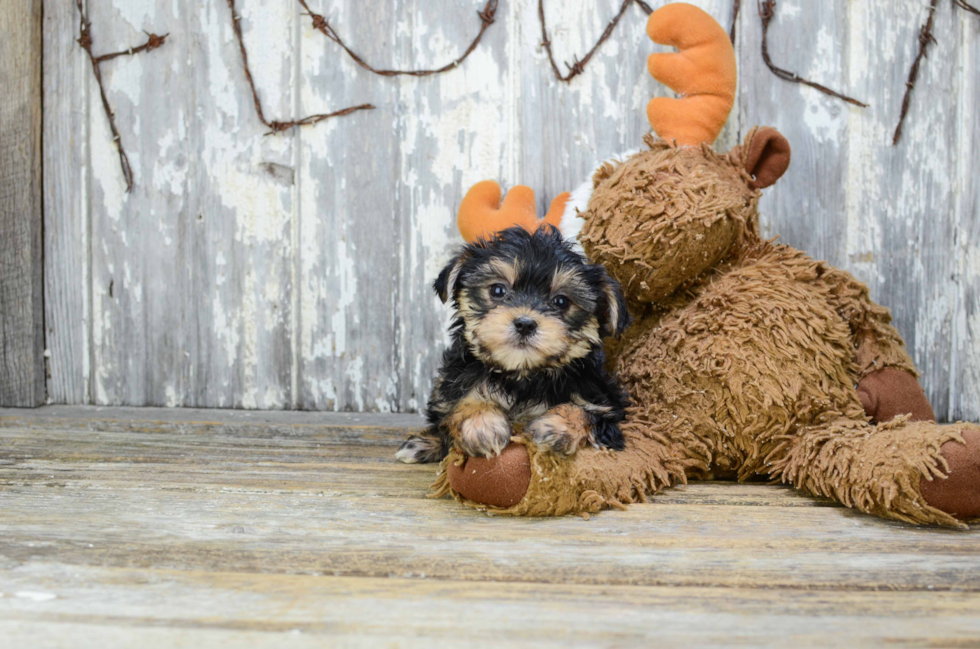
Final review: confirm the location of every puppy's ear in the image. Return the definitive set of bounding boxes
[599,273,630,338]
[433,252,468,304]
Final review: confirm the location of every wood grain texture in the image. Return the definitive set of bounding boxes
[951,9,980,421]
[2,568,980,647]
[41,0,980,418]
[43,0,90,405]
[1,407,979,646]
[736,0,852,266]
[1,0,45,407]
[845,0,960,418]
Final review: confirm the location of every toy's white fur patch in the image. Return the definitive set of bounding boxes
[559,148,640,252]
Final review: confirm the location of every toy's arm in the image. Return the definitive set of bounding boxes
[817,265,935,422]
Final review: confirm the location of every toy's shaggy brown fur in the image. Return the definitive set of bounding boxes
[433,132,978,527]
[432,4,978,526]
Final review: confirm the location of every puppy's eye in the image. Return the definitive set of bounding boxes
[490,284,508,299]
[552,295,570,310]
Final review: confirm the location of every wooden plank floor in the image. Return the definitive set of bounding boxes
[1,407,979,647]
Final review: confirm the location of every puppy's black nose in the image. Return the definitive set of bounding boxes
[513,316,538,337]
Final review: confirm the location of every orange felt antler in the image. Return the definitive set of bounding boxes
[457,180,568,244]
[646,3,736,146]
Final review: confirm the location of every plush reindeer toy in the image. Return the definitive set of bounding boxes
[431,3,980,526]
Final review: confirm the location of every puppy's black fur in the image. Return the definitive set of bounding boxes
[396,226,630,464]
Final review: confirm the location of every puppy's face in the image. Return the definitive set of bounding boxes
[435,227,628,373]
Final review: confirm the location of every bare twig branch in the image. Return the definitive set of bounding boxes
[759,0,868,108]
[892,0,940,145]
[226,0,374,134]
[953,0,980,17]
[297,0,498,77]
[537,0,738,83]
[539,0,639,83]
[634,0,654,14]
[730,0,741,43]
[75,0,169,192]
[94,31,169,64]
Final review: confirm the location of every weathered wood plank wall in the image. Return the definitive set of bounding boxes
[42,0,980,419]
[1,0,45,407]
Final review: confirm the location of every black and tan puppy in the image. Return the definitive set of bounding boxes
[396,226,630,464]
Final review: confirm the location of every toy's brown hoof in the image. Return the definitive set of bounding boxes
[447,442,531,508]
[920,429,980,520]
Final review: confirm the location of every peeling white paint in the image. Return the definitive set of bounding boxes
[44,0,979,418]
[239,269,259,409]
[15,591,57,603]
[110,0,155,33]
[802,26,845,144]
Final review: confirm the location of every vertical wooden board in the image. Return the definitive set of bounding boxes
[85,0,297,408]
[951,11,980,422]
[43,0,90,404]
[295,0,400,410]
[0,0,44,407]
[736,0,853,267]
[38,0,978,413]
[296,0,507,410]
[516,0,738,211]
[187,0,298,408]
[390,0,517,411]
[845,0,960,416]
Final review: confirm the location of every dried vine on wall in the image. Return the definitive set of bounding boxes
[537,0,863,117]
[893,0,940,145]
[758,0,868,108]
[729,0,741,42]
[954,0,980,15]
[79,0,980,189]
[297,0,499,77]
[75,0,169,192]
[226,0,374,134]
[538,0,651,83]
[892,0,978,145]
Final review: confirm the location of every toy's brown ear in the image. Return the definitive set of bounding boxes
[744,127,791,189]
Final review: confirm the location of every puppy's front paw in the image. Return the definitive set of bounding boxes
[395,434,446,464]
[458,411,512,457]
[528,405,591,456]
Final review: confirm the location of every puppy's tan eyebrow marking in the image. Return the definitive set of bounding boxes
[551,266,587,294]
[488,258,519,285]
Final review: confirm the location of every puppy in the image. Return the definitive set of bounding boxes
[396,225,630,464]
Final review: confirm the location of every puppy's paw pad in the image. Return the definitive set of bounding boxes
[395,435,444,464]
[459,412,511,457]
[528,413,584,456]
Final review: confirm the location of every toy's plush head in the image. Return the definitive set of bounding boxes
[570,3,792,304]
[434,226,628,373]
[580,128,790,304]
[453,4,792,308]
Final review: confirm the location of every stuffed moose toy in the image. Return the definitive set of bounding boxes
[427,3,979,526]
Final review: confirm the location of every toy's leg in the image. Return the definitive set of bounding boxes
[432,412,697,516]
[769,417,980,526]
[856,368,935,423]
[919,429,980,520]
[815,266,935,423]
